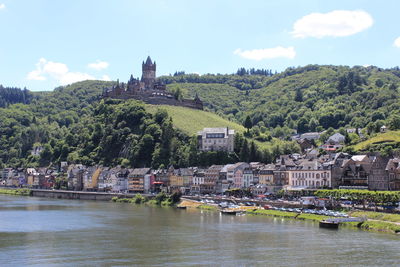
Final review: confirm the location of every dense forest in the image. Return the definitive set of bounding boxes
[2,64,400,168]
[165,65,400,135]
[0,81,273,168]
[0,85,32,108]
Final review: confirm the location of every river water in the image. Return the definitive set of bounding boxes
[0,195,398,266]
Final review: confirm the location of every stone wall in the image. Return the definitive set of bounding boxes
[31,189,141,201]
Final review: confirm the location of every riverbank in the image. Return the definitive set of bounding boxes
[0,188,31,196]
[247,209,400,234]
[2,189,399,234]
[179,199,400,234]
[111,192,181,207]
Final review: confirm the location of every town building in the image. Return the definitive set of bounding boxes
[321,133,345,152]
[128,168,151,193]
[368,155,389,190]
[227,162,250,188]
[202,165,223,194]
[197,127,235,152]
[67,164,85,191]
[385,158,400,190]
[299,132,321,141]
[258,164,275,193]
[243,168,254,188]
[337,155,371,188]
[287,159,332,189]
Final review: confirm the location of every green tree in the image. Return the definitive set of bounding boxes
[388,115,400,130]
[294,88,303,102]
[240,139,250,162]
[243,115,253,133]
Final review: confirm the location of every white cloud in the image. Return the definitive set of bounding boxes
[0,4,5,9]
[292,10,373,38]
[394,37,400,48]
[101,75,111,81]
[27,58,110,86]
[88,60,109,71]
[59,72,95,85]
[234,46,296,61]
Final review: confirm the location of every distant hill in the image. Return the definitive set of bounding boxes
[3,64,400,167]
[163,65,400,135]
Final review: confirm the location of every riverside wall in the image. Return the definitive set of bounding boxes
[30,189,143,201]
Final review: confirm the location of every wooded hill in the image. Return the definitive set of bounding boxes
[2,64,400,168]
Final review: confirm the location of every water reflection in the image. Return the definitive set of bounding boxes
[0,195,399,266]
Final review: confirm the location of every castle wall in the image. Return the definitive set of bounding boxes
[104,57,203,110]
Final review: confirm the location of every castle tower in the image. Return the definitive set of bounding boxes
[141,56,156,90]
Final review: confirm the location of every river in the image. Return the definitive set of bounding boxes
[0,195,398,266]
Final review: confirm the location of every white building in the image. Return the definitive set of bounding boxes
[197,127,235,152]
[243,168,254,188]
[287,159,332,189]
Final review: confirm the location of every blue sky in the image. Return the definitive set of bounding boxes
[1,0,400,91]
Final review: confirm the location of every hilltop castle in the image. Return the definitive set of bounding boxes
[103,56,203,110]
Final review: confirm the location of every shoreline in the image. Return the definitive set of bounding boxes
[182,199,400,235]
[2,189,400,235]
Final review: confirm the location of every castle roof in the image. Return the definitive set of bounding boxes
[145,56,153,65]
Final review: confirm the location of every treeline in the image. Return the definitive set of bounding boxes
[0,85,32,107]
[236,67,276,76]
[159,73,273,90]
[315,189,400,206]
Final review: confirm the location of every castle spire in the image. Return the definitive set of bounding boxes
[145,56,153,65]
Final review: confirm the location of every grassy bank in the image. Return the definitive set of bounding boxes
[342,211,400,234]
[0,188,31,196]
[197,204,219,211]
[247,209,400,234]
[246,209,330,221]
[111,192,180,207]
[355,221,400,233]
[349,211,400,223]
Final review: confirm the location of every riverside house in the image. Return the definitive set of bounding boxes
[385,158,400,190]
[228,162,250,188]
[4,149,400,193]
[128,168,151,193]
[258,164,276,193]
[287,159,332,189]
[202,165,223,194]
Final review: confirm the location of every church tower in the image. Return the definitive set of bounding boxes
[141,56,156,90]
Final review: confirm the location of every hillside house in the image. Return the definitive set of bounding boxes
[197,127,235,152]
